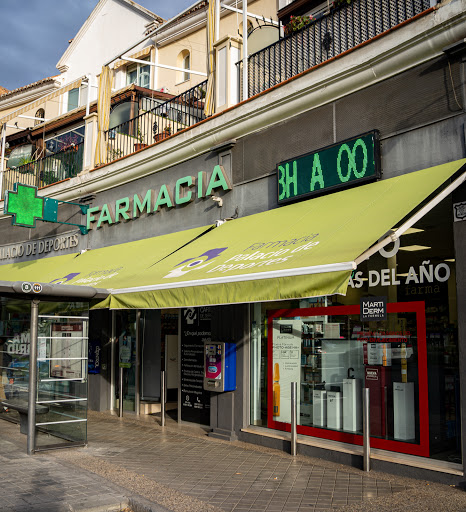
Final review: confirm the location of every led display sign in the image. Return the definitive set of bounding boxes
[277,131,380,204]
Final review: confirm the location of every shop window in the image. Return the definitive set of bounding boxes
[251,198,461,464]
[67,87,79,112]
[126,58,150,89]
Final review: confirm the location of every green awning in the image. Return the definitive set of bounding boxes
[0,253,80,282]
[0,226,213,300]
[104,158,466,308]
[1,159,465,309]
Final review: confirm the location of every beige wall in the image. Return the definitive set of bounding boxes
[155,0,277,96]
[0,96,61,137]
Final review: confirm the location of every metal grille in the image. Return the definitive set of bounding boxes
[240,0,431,98]
[105,80,208,163]
[3,142,84,191]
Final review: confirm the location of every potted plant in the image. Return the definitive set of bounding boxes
[284,15,314,36]
[331,0,353,10]
[154,125,172,142]
[134,124,148,151]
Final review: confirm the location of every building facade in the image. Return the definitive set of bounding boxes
[0,0,465,483]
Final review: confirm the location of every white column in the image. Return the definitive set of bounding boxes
[242,0,248,101]
[215,0,220,41]
[81,112,98,173]
[153,46,158,90]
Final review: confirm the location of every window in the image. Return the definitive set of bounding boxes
[183,53,190,82]
[176,50,191,83]
[45,126,85,154]
[67,88,79,112]
[34,108,45,126]
[6,144,34,168]
[126,58,150,88]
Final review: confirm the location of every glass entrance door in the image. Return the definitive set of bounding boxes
[115,311,137,412]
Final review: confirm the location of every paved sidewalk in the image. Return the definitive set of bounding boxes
[0,419,129,512]
[1,411,466,512]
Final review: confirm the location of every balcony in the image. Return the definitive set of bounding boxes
[240,0,431,98]
[105,80,208,163]
[3,143,84,191]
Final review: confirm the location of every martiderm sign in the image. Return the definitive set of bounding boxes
[87,165,232,230]
[277,131,380,204]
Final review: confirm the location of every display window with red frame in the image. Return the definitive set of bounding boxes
[267,302,428,456]
[249,198,461,463]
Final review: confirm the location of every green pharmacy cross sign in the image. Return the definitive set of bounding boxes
[4,183,89,234]
[277,131,381,204]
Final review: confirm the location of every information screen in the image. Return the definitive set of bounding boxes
[277,131,380,204]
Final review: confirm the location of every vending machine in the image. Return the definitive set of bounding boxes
[203,342,236,392]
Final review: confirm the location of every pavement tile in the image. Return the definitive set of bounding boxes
[2,411,466,512]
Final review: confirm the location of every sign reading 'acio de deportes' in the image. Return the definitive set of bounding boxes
[86,165,232,230]
[277,131,381,204]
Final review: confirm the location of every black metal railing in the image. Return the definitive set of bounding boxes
[239,0,431,98]
[105,80,208,162]
[3,143,84,190]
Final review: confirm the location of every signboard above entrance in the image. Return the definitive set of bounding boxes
[277,131,380,204]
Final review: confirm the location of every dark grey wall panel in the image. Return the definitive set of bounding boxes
[453,182,466,477]
[141,309,161,401]
[88,309,111,411]
[241,104,334,183]
[209,304,249,440]
[335,59,462,141]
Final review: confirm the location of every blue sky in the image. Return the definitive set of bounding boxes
[0,0,196,92]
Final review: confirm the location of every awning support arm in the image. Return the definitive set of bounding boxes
[355,165,466,266]
[120,57,207,77]
[220,3,279,25]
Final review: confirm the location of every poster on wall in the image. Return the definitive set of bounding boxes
[88,339,101,374]
[272,319,302,423]
[119,333,132,368]
[180,307,211,425]
[50,324,83,379]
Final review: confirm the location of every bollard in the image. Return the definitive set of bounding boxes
[119,367,124,418]
[363,387,370,472]
[291,381,297,456]
[161,370,166,427]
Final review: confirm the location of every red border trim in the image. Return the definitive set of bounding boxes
[267,302,429,457]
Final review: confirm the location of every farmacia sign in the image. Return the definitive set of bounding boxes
[86,165,232,230]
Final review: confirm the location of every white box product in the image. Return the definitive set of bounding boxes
[327,391,342,429]
[343,378,362,432]
[393,381,415,440]
[313,390,327,427]
[300,403,313,426]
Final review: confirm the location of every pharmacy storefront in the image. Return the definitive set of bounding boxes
[252,211,460,463]
[0,137,465,476]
